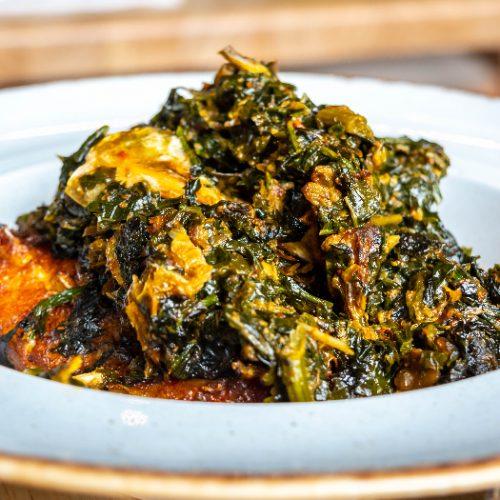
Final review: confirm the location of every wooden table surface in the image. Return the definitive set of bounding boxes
[1,0,500,87]
[0,484,127,500]
[0,482,498,500]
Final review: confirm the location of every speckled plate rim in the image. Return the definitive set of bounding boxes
[0,73,499,499]
[0,453,499,500]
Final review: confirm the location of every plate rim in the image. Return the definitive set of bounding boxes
[0,452,499,499]
[2,69,499,102]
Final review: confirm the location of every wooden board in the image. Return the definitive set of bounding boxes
[1,0,500,86]
[0,482,496,499]
[0,483,124,499]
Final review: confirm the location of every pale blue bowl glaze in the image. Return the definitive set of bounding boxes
[0,74,499,476]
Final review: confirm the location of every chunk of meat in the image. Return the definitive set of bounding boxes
[0,227,76,335]
[322,224,382,322]
[6,305,123,374]
[6,305,73,372]
[108,378,268,402]
[65,127,191,206]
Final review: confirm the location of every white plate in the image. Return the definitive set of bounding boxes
[0,73,499,499]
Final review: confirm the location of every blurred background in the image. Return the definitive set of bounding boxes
[1,0,500,93]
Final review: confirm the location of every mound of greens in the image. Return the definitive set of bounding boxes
[11,48,500,401]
